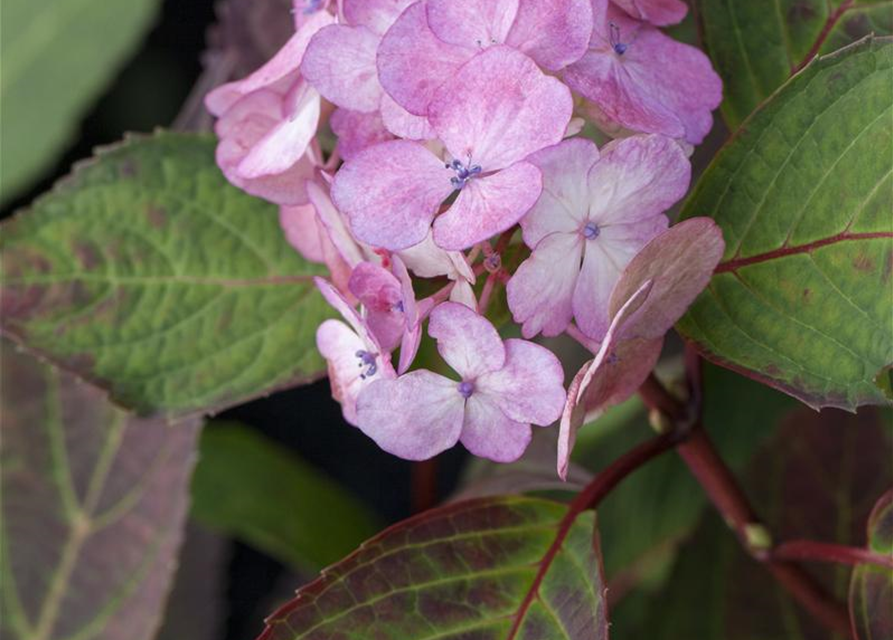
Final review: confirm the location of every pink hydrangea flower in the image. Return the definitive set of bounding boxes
[611,0,687,26]
[557,218,725,478]
[332,45,573,251]
[356,302,566,462]
[315,277,397,426]
[563,0,722,144]
[507,134,690,340]
[377,0,592,117]
[329,109,394,161]
[205,11,334,205]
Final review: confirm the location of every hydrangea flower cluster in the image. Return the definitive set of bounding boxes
[206,0,725,470]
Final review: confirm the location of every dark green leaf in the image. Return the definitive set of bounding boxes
[0,341,200,640]
[0,131,331,417]
[190,423,381,572]
[677,37,893,410]
[850,488,893,639]
[260,496,608,640]
[1,0,160,202]
[631,407,891,640]
[696,0,893,127]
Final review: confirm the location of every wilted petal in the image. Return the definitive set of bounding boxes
[477,339,566,426]
[433,162,542,251]
[587,134,691,225]
[238,84,320,178]
[426,0,518,48]
[330,108,394,161]
[301,24,382,112]
[377,2,471,115]
[332,140,454,250]
[379,93,435,140]
[342,0,415,34]
[356,371,466,460]
[521,138,600,247]
[428,45,573,170]
[279,203,325,263]
[609,217,725,340]
[505,0,593,70]
[205,10,333,114]
[460,395,532,463]
[507,232,583,338]
[612,0,688,26]
[428,302,505,379]
[393,256,423,374]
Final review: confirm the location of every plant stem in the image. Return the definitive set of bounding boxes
[638,370,854,637]
[773,540,893,569]
[411,459,439,514]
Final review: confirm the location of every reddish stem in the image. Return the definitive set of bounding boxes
[638,373,688,423]
[774,540,893,569]
[792,0,854,73]
[411,459,438,514]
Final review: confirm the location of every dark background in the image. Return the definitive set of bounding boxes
[1,2,466,638]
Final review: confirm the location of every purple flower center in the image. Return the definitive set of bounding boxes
[301,0,323,14]
[447,159,482,189]
[458,381,475,398]
[583,222,601,239]
[606,351,619,365]
[393,300,404,313]
[355,350,378,379]
[609,22,631,55]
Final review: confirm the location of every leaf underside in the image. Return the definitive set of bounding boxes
[677,37,893,411]
[0,341,200,640]
[260,496,608,640]
[0,131,332,417]
[697,0,893,128]
[850,488,893,640]
[0,0,160,203]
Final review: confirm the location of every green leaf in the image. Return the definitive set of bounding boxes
[190,422,382,572]
[696,0,893,127]
[260,496,608,640]
[850,488,893,639]
[630,407,892,640]
[0,131,332,417]
[0,341,200,640]
[0,0,161,203]
[677,37,893,411]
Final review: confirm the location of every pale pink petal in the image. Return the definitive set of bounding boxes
[218,143,316,205]
[398,231,467,279]
[356,371,466,460]
[520,138,600,247]
[609,217,725,340]
[449,280,478,310]
[306,180,367,270]
[315,277,379,348]
[330,108,394,161]
[612,0,688,26]
[572,239,628,340]
[428,45,573,170]
[556,335,662,478]
[342,0,415,34]
[317,319,393,425]
[507,232,583,338]
[433,162,542,251]
[301,24,382,112]
[279,204,325,263]
[426,0,518,48]
[393,256,422,374]
[557,279,653,478]
[428,302,505,379]
[377,2,471,116]
[349,262,404,352]
[477,339,566,425]
[460,395,532,463]
[205,10,334,114]
[293,0,333,29]
[379,93,435,140]
[505,0,593,70]
[587,134,691,226]
[238,84,320,178]
[331,140,454,250]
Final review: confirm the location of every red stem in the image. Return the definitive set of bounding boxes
[792,0,853,73]
[411,459,438,514]
[774,540,893,569]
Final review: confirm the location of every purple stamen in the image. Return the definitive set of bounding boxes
[458,381,475,398]
[609,22,630,55]
[447,158,482,189]
[583,222,600,239]
[393,300,405,313]
[606,351,620,365]
[355,350,378,379]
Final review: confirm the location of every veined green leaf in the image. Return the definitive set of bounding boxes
[850,488,893,639]
[677,37,893,410]
[0,131,332,417]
